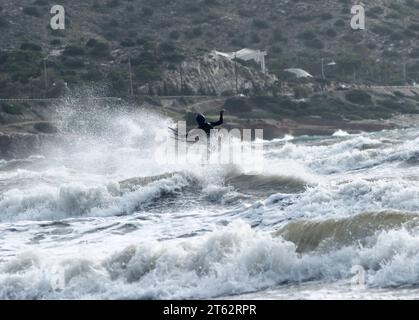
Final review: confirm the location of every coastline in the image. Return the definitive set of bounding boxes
[2,88,419,159]
[1,111,418,160]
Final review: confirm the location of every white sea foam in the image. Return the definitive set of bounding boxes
[2,220,419,299]
[1,95,419,299]
[332,130,350,137]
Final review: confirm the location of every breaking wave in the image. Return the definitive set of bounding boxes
[1,93,419,299]
[0,172,198,222]
[2,219,419,299]
[277,211,419,252]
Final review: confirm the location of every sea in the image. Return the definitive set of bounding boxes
[1,100,419,299]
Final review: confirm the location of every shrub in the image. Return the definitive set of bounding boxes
[230,37,245,47]
[50,29,66,37]
[82,69,103,81]
[389,32,404,41]
[367,6,384,17]
[63,45,85,56]
[409,48,419,58]
[290,14,315,22]
[131,51,157,66]
[371,24,393,36]
[50,39,61,46]
[134,65,161,82]
[184,4,200,13]
[319,13,333,20]
[142,7,154,16]
[86,38,98,47]
[20,42,42,51]
[406,0,419,8]
[252,19,270,29]
[303,38,324,49]
[293,86,312,99]
[383,50,401,58]
[272,29,287,43]
[87,41,110,58]
[298,31,316,40]
[394,91,406,98]
[0,52,7,65]
[192,26,202,37]
[408,23,419,32]
[63,57,85,68]
[109,70,126,93]
[324,28,337,37]
[106,0,121,8]
[345,90,372,105]
[163,53,185,64]
[33,0,48,6]
[23,6,42,17]
[159,42,176,53]
[203,0,219,5]
[238,9,252,17]
[169,30,180,40]
[0,16,8,28]
[336,54,363,73]
[250,33,260,43]
[2,103,22,115]
[334,19,345,27]
[120,39,135,47]
[33,0,49,5]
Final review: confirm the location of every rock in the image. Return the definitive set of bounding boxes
[141,54,277,96]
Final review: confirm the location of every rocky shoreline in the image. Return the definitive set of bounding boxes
[1,87,419,159]
[0,110,417,160]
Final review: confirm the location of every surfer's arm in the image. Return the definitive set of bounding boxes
[210,111,224,127]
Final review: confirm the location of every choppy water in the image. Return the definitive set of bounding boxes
[1,102,419,299]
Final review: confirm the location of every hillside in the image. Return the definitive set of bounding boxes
[2,0,419,98]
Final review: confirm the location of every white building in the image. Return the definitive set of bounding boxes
[284,68,313,79]
[213,48,268,74]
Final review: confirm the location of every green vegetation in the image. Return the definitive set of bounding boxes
[0,16,9,28]
[2,103,22,115]
[106,0,121,8]
[86,39,110,58]
[367,6,385,17]
[142,7,154,16]
[252,19,270,29]
[1,0,419,99]
[345,90,372,105]
[293,86,312,99]
[20,43,42,52]
[63,45,85,56]
[23,6,41,17]
[303,38,324,49]
[63,57,85,69]
[33,0,49,5]
[298,31,316,40]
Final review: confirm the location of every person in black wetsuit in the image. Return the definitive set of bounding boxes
[196,110,224,137]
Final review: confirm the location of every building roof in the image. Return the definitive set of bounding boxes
[284,68,313,78]
[213,49,267,61]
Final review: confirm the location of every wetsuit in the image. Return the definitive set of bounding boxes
[196,111,224,137]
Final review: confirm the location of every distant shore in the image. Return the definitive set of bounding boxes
[1,88,419,159]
